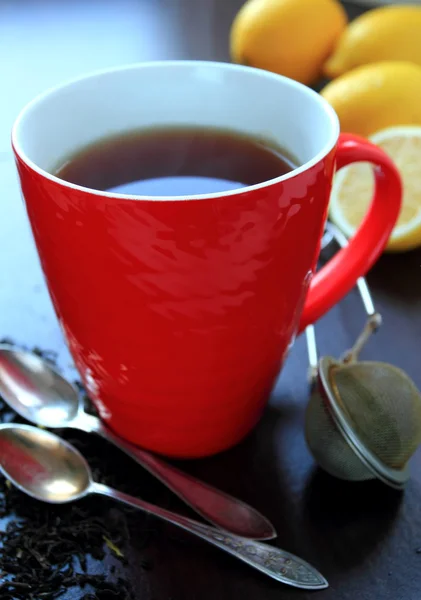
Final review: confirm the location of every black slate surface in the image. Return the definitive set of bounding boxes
[1,1,421,598]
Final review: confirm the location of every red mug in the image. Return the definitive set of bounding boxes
[12,61,401,458]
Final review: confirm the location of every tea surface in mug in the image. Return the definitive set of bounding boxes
[55,126,297,196]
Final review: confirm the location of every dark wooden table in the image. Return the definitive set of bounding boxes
[1,1,421,599]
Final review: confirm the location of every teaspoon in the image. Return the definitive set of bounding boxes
[0,346,275,540]
[0,423,328,590]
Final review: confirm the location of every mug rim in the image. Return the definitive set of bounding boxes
[12,60,340,202]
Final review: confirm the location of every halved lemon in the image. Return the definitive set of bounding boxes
[329,126,421,252]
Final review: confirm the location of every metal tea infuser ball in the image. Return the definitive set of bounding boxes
[304,223,421,489]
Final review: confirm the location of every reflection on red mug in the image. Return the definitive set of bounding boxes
[12,62,401,458]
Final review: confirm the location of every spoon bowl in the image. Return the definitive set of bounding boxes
[0,423,90,503]
[0,346,79,425]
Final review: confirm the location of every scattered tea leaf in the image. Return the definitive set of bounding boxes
[103,536,124,559]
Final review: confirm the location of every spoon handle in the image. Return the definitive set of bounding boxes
[90,420,275,541]
[92,482,327,590]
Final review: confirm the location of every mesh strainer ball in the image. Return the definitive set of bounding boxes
[305,356,421,489]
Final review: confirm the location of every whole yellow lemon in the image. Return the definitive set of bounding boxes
[324,5,421,79]
[230,0,347,86]
[321,61,421,138]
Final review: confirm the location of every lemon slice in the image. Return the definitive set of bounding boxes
[329,126,421,252]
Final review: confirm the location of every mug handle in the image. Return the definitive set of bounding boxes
[298,132,402,334]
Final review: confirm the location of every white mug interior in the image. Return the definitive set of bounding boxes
[12,60,339,201]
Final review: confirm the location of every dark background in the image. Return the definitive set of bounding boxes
[1,1,421,599]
